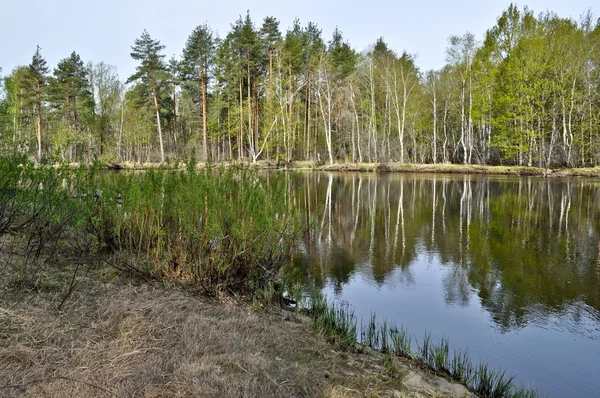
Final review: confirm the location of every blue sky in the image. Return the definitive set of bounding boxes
[0,0,596,81]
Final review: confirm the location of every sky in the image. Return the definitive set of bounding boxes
[0,0,597,81]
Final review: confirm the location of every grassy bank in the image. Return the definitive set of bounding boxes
[313,162,600,177]
[0,262,473,398]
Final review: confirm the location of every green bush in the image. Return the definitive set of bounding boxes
[92,165,301,294]
[0,155,301,295]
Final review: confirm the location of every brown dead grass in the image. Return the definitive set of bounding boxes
[0,263,472,398]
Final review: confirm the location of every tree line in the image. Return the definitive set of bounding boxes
[1,4,599,167]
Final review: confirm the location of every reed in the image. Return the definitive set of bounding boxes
[362,313,379,349]
[450,349,473,384]
[390,324,414,359]
[308,293,358,346]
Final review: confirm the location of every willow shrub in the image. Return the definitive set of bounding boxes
[0,155,95,285]
[94,165,300,294]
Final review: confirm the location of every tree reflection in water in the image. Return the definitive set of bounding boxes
[289,172,600,331]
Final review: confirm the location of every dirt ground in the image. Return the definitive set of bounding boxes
[0,265,473,398]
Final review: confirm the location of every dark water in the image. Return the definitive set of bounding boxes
[288,172,600,398]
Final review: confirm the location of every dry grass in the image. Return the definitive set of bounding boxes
[0,263,473,398]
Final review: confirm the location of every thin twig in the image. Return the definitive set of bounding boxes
[57,261,80,311]
[0,376,121,397]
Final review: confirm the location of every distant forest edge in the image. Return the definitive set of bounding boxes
[1,4,600,167]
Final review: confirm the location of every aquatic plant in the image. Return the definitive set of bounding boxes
[309,294,357,347]
[390,324,414,359]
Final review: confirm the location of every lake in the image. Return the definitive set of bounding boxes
[288,172,600,398]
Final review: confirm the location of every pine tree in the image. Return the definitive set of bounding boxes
[328,28,357,80]
[182,24,216,160]
[260,16,281,89]
[28,46,49,161]
[127,30,167,162]
[48,51,93,158]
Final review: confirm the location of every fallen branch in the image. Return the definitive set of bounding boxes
[0,376,120,397]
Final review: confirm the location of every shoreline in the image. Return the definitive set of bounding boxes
[71,160,600,177]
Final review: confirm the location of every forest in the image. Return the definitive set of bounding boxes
[1,4,599,167]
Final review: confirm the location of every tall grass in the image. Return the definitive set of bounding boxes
[304,292,539,398]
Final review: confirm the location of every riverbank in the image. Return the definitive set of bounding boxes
[91,160,600,177]
[0,262,472,398]
[0,157,538,397]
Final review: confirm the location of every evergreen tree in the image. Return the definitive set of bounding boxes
[328,28,357,80]
[260,16,281,87]
[48,51,94,159]
[127,30,167,162]
[182,24,216,160]
[27,46,49,161]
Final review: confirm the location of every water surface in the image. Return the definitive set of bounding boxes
[288,172,600,398]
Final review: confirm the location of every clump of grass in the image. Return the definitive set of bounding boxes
[380,321,390,354]
[419,330,432,364]
[309,295,357,347]
[361,313,379,349]
[472,364,515,398]
[511,385,540,398]
[390,324,413,359]
[450,350,473,384]
[428,336,450,372]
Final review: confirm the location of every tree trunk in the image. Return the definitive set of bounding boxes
[239,77,244,160]
[432,81,437,163]
[152,82,165,163]
[173,89,178,146]
[201,75,207,160]
[350,84,363,163]
[247,51,254,157]
[36,82,42,161]
[460,79,467,164]
[305,78,311,160]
